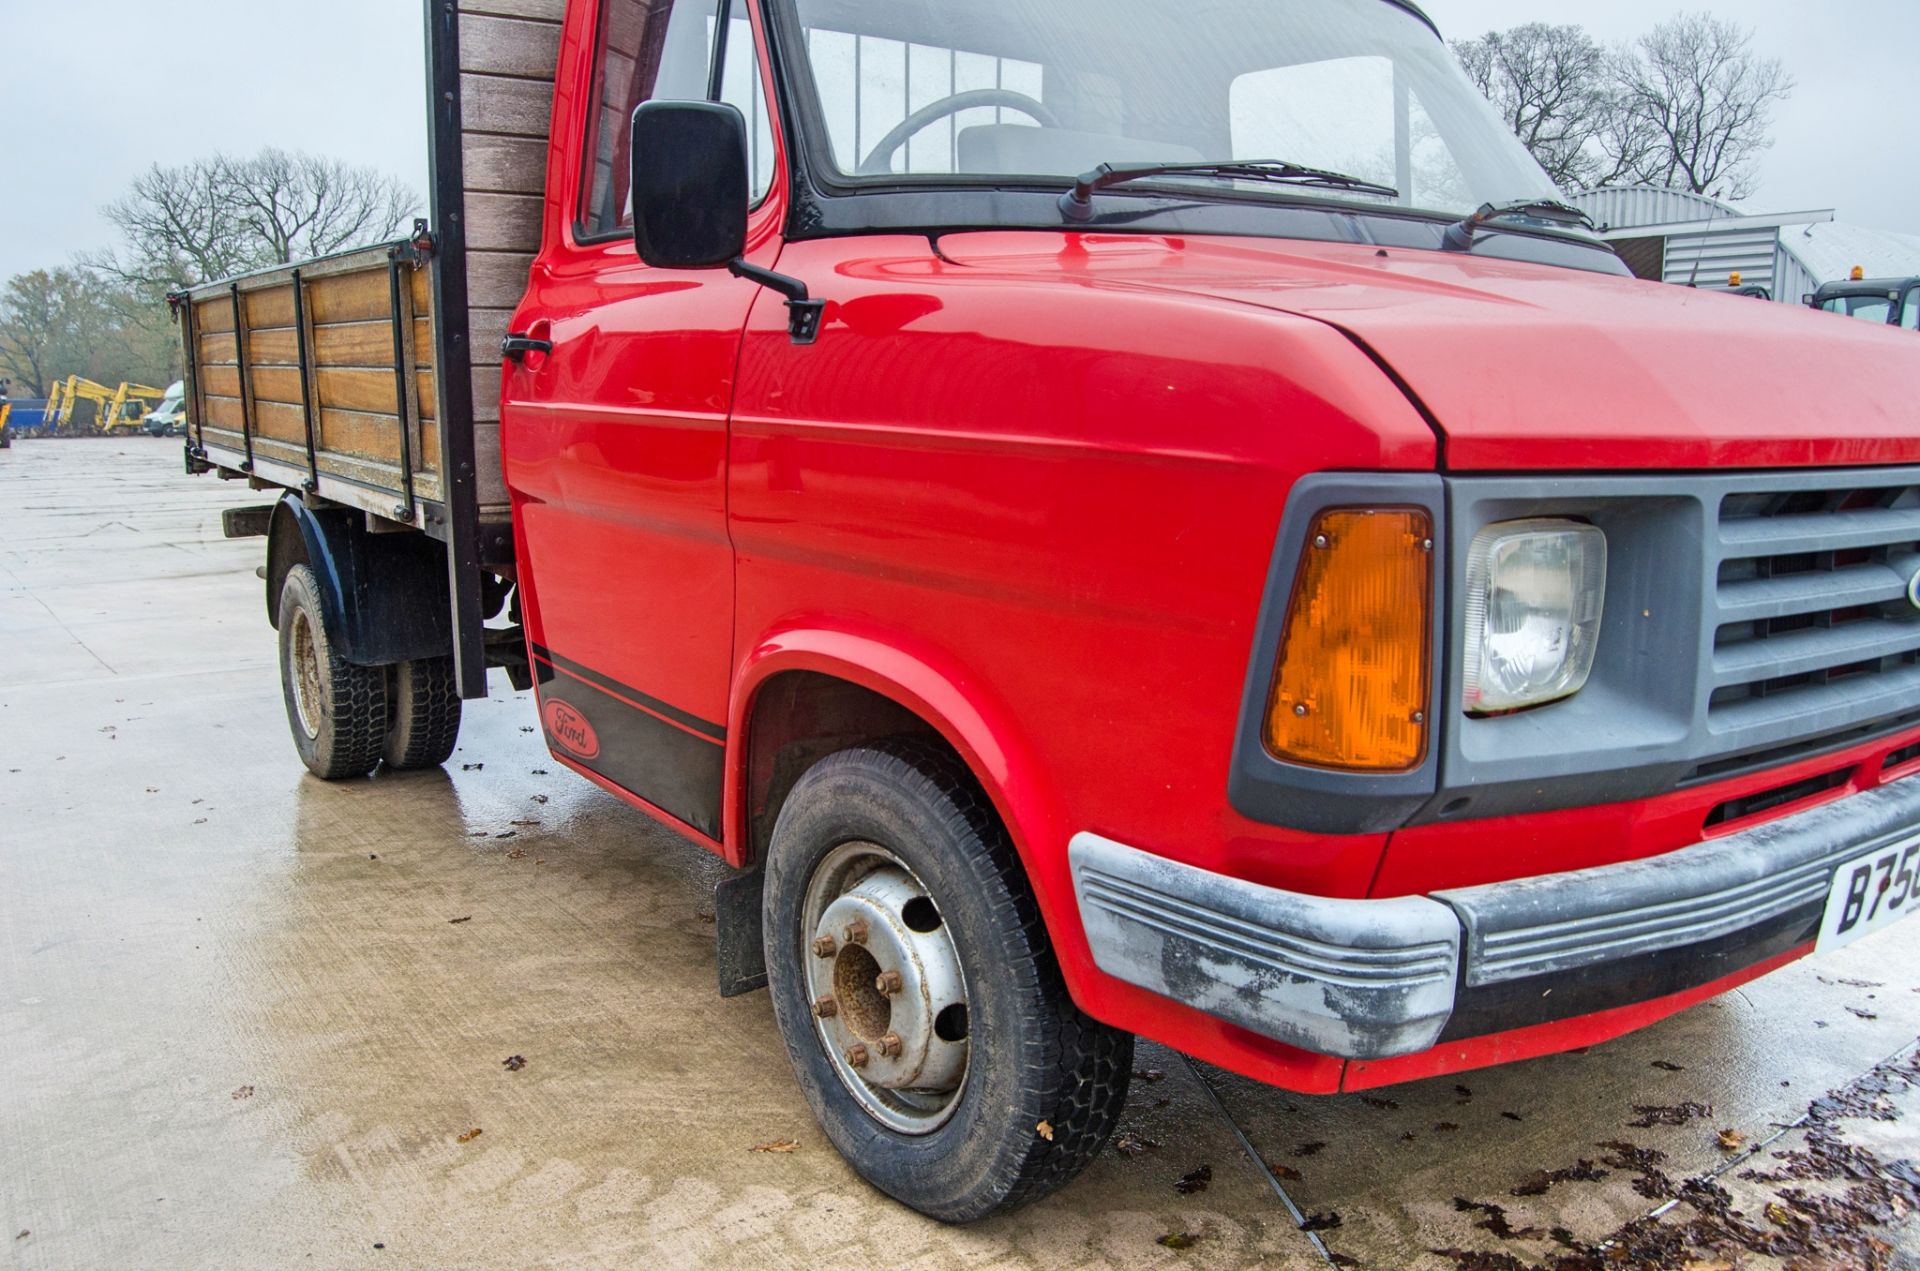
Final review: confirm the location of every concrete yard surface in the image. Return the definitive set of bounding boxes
[3,440,1918,1270]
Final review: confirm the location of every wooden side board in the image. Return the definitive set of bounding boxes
[187,251,444,510]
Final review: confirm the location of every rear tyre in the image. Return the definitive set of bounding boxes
[763,740,1133,1222]
[278,564,387,780]
[383,657,463,770]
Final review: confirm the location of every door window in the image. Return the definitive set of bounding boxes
[1902,290,1919,331]
[579,0,777,239]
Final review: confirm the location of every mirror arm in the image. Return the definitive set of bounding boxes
[728,259,827,345]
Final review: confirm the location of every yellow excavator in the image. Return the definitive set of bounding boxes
[41,377,168,436]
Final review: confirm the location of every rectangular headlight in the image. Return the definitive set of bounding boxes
[1463,520,1607,715]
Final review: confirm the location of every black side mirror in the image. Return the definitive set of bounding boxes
[630,100,749,269]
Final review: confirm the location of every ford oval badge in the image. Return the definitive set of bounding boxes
[1909,568,1920,612]
[542,697,601,761]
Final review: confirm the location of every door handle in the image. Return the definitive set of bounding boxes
[501,332,554,361]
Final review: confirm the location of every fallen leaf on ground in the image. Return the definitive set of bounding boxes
[1360,1095,1399,1110]
[1650,1060,1686,1072]
[1501,1111,1524,1122]
[696,911,715,924]
[1174,1165,1212,1195]
[1133,1067,1167,1083]
[531,794,550,804]
[17,1230,29,1240]
[1300,1211,1343,1232]
[1113,1132,1161,1157]
[507,848,527,860]
[749,1139,799,1153]
[1293,1141,1328,1157]
[1268,1161,1303,1181]
[462,763,484,771]
[449,916,472,925]
[457,1128,483,1144]
[502,1055,526,1072]
[1716,1128,1746,1152]
[231,1086,254,1100]
[1433,1122,1461,1132]
[1157,1231,1201,1249]
[1454,1084,1473,1100]
[1847,1006,1879,1020]
[1035,1120,1054,1141]
[1628,1100,1712,1128]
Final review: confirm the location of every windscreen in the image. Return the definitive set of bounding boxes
[783,0,1562,218]
[1823,295,1895,324]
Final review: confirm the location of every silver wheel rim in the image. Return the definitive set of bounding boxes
[289,608,324,740]
[802,842,971,1135]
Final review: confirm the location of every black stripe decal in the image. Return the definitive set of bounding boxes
[529,643,727,742]
[533,654,725,840]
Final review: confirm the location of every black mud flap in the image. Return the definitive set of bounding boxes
[715,866,767,997]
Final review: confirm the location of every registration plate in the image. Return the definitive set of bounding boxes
[1818,838,1920,951]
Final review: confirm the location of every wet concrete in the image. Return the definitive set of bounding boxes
[3,441,1917,1269]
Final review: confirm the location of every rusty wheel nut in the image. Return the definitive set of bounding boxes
[844,918,870,946]
[875,970,904,996]
[877,1033,903,1059]
[812,995,838,1019]
[811,935,837,959]
[846,1043,869,1069]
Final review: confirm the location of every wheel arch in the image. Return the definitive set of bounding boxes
[264,494,455,666]
[727,630,1071,893]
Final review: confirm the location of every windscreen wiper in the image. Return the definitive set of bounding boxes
[1059,160,1400,223]
[1441,198,1595,251]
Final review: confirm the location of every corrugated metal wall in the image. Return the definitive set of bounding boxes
[1660,226,1784,293]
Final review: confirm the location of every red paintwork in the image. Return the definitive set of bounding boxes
[934,232,1920,472]
[499,0,1920,1096]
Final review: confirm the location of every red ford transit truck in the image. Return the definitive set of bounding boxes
[173,0,1920,1220]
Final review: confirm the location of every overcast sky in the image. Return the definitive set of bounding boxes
[2,0,1915,283]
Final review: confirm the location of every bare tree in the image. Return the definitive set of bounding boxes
[95,149,420,293]
[222,150,420,265]
[0,268,182,397]
[0,271,87,397]
[1609,14,1793,199]
[1453,23,1612,190]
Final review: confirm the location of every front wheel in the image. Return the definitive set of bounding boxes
[763,741,1132,1222]
[278,565,387,780]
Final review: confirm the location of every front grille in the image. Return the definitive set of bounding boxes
[1710,479,1920,760]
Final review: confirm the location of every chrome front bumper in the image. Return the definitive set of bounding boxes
[1071,775,1920,1060]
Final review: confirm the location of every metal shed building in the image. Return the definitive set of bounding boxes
[1567,185,1920,304]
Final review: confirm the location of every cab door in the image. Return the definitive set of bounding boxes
[503,0,783,843]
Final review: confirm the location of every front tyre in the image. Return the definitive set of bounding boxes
[278,564,387,780]
[764,741,1133,1222]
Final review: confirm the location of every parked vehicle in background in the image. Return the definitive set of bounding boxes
[172,0,1920,1222]
[141,381,190,437]
[1809,271,1920,329]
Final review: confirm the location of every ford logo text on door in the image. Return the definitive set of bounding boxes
[542,698,601,761]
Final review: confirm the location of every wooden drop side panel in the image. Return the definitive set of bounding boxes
[186,258,442,505]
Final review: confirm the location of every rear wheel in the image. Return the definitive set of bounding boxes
[383,657,463,770]
[763,741,1133,1222]
[278,565,387,780]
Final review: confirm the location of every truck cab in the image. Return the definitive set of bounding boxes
[1810,273,1920,329]
[174,0,1920,1223]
